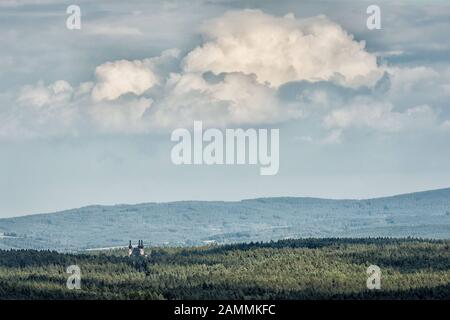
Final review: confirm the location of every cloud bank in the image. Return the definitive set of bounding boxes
[1,9,449,142]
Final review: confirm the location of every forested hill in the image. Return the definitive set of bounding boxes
[1,188,450,251]
[0,238,449,299]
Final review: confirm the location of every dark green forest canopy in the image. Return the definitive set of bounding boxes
[0,238,449,299]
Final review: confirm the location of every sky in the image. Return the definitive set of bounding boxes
[1,0,450,217]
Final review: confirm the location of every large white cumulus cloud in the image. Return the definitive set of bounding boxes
[1,9,449,141]
[184,10,383,88]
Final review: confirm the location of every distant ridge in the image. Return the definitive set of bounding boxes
[1,188,449,251]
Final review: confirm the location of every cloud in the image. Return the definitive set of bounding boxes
[88,97,153,134]
[91,48,180,102]
[2,9,450,142]
[388,66,440,96]
[18,80,73,108]
[183,10,383,88]
[3,80,81,139]
[3,79,154,139]
[323,101,438,133]
[148,71,302,129]
[92,60,158,101]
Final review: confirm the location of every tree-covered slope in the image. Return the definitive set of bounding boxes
[0,238,449,300]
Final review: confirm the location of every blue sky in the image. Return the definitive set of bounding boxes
[1,0,450,217]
